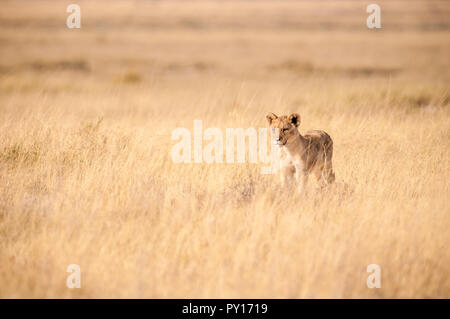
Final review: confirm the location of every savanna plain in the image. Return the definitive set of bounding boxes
[0,0,449,298]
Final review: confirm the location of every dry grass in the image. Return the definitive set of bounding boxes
[0,0,449,298]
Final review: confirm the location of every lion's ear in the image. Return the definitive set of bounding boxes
[266,113,278,125]
[289,113,301,127]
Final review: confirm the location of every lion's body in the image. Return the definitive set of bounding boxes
[267,113,335,192]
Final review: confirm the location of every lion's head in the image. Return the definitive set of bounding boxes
[266,112,301,146]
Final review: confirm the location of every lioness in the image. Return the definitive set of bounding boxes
[266,112,335,193]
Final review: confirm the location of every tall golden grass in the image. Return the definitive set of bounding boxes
[0,0,449,298]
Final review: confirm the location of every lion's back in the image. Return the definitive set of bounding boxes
[304,130,333,150]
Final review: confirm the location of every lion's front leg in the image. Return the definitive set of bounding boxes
[280,164,294,187]
[294,165,308,194]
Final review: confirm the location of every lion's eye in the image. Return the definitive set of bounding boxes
[282,128,289,132]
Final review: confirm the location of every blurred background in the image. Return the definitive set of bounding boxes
[1,0,449,92]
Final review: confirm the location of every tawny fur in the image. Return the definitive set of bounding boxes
[267,112,335,193]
